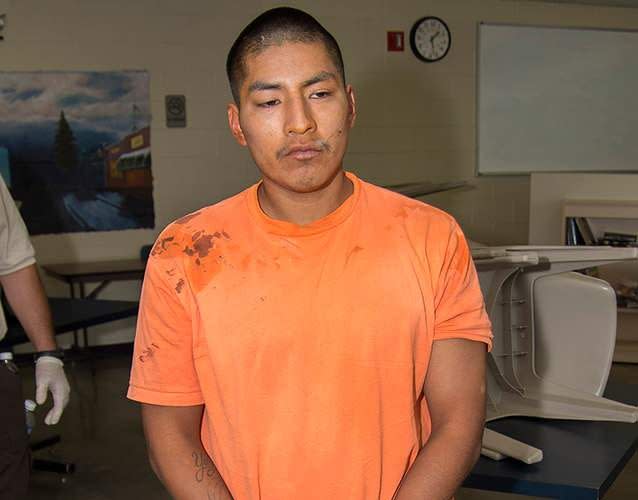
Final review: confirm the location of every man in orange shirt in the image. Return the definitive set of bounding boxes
[128,7,492,500]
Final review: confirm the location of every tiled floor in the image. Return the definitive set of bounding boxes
[19,350,638,499]
[23,349,169,500]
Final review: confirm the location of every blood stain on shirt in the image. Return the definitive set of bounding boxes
[152,236,178,257]
[193,234,214,257]
[239,254,251,271]
[138,343,159,362]
[183,231,231,260]
[345,245,364,265]
[394,207,409,220]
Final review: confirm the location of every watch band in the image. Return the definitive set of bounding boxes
[34,349,65,361]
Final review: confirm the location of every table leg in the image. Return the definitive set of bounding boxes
[69,282,79,348]
[87,281,111,299]
[79,283,89,348]
[77,282,96,375]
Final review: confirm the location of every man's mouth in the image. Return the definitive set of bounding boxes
[288,147,322,160]
[277,142,327,160]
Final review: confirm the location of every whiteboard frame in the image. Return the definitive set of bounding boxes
[475,22,638,177]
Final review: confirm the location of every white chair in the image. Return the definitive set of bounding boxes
[472,246,638,463]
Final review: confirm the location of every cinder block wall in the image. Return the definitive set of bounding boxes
[1,0,636,345]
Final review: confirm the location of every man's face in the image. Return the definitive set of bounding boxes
[227,41,356,195]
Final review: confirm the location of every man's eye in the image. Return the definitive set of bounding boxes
[311,91,331,99]
[258,99,280,108]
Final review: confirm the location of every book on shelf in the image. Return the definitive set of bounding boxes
[575,217,596,245]
[603,231,637,241]
[599,231,638,247]
[565,217,586,246]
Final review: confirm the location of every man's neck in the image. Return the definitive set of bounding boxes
[257,171,353,225]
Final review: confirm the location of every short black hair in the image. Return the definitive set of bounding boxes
[226,7,345,104]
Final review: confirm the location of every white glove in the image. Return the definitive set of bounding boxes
[35,356,71,425]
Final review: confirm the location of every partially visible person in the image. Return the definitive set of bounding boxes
[0,177,70,500]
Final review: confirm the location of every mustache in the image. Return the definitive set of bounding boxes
[276,139,332,160]
[275,128,345,159]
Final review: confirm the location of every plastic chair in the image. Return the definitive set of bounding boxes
[473,246,638,463]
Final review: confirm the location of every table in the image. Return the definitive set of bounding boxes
[43,259,146,299]
[1,297,139,348]
[42,260,146,346]
[465,383,638,499]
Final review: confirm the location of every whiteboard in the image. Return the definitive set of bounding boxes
[477,23,638,175]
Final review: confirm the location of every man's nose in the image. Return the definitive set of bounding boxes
[285,97,315,136]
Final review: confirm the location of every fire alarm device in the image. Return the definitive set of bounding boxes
[387,31,405,52]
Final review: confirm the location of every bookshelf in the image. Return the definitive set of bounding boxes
[561,199,638,363]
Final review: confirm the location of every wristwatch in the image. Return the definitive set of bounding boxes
[34,349,65,361]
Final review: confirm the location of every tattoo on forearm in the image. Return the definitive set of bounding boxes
[191,451,232,499]
[192,451,217,483]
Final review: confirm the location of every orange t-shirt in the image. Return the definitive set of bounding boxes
[128,171,492,500]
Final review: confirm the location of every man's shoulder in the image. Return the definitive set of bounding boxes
[149,188,250,261]
[360,178,457,229]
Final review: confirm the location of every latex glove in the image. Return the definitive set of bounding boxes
[35,356,71,425]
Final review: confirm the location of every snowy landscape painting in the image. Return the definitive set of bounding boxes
[0,70,154,234]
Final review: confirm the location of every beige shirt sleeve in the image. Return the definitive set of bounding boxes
[0,177,36,341]
[0,177,35,276]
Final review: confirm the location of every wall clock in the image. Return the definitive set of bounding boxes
[409,16,451,63]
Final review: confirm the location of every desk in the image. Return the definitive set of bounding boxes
[43,260,146,346]
[1,298,139,348]
[43,260,146,299]
[465,383,638,499]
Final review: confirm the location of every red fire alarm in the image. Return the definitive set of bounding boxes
[387,31,404,51]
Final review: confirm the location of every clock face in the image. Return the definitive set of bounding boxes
[410,16,451,63]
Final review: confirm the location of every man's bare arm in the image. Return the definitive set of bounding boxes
[394,339,487,500]
[0,264,56,351]
[1,263,71,424]
[141,403,233,499]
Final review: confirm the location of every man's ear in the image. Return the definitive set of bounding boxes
[227,103,247,146]
[345,84,357,129]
